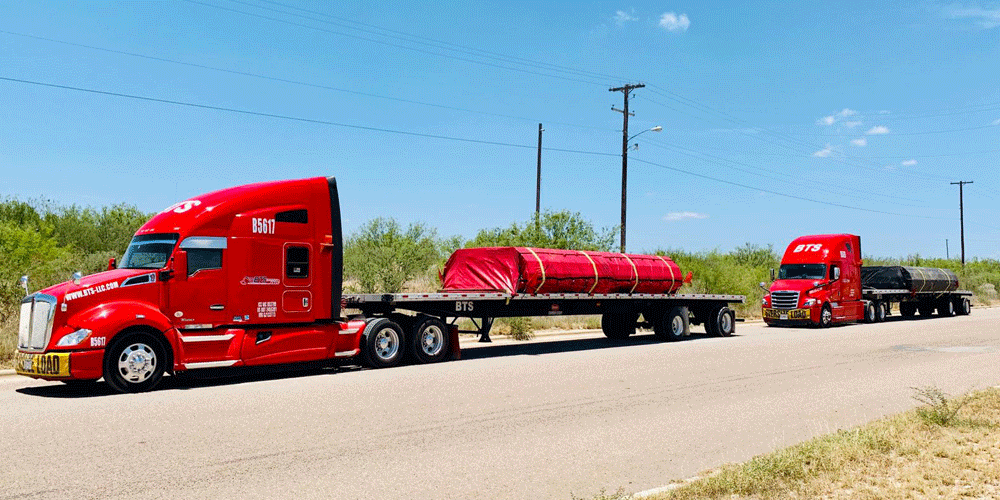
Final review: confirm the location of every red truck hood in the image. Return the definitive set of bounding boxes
[38,268,158,303]
[770,279,825,294]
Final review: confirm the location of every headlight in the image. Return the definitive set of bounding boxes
[803,299,817,307]
[761,295,770,305]
[56,328,92,347]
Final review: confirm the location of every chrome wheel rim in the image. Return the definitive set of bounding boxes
[822,308,832,325]
[671,315,684,337]
[374,327,399,360]
[720,312,732,333]
[118,343,157,383]
[420,325,444,356]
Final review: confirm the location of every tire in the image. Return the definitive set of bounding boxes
[818,305,833,328]
[409,316,450,364]
[900,302,917,318]
[361,318,406,369]
[863,303,876,323]
[874,301,887,323]
[601,312,637,340]
[654,306,689,341]
[60,379,99,388]
[956,297,972,316]
[918,304,935,317]
[937,299,956,317]
[103,331,167,393]
[712,307,735,337]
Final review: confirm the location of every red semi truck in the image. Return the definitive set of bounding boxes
[14,177,744,392]
[762,234,973,327]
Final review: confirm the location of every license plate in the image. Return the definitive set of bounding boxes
[764,308,811,320]
[14,352,71,378]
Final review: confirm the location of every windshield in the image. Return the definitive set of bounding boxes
[120,233,179,269]
[779,263,826,280]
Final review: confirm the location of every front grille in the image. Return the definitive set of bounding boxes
[770,291,800,309]
[17,294,56,352]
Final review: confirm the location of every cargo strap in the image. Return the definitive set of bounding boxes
[656,255,676,288]
[914,267,927,293]
[623,254,639,294]
[524,247,547,294]
[579,251,600,294]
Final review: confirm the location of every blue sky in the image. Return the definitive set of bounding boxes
[1,1,998,259]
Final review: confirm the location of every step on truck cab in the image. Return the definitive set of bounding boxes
[15,176,745,393]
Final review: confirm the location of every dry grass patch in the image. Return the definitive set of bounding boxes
[652,387,1000,500]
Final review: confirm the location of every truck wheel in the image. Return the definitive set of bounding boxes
[711,307,735,337]
[409,317,450,364]
[103,331,167,393]
[956,297,972,316]
[601,312,636,340]
[819,305,833,328]
[863,303,875,323]
[900,302,917,318]
[937,300,956,317]
[654,306,689,341]
[874,301,887,322]
[361,318,405,369]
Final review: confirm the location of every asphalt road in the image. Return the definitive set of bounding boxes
[4,308,999,500]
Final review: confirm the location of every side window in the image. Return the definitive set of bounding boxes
[188,249,222,277]
[286,246,309,279]
[276,209,308,224]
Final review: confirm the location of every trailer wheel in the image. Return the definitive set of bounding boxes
[819,305,833,328]
[937,299,956,317]
[710,307,735,337]
[103,331,167,393]
[654,307,689,341]
[361,318,405,369]
[900,302,917,318]
[918,304,935,317]
[409,316,450,364]
[874,301,887,322]
[956,297,972,316]
[601,313,637,340]
[863,303,876,323]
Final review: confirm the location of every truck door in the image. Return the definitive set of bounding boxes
[167,237,229,327]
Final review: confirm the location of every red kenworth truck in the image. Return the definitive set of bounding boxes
[15,177,744,392]
[762,234,972,327]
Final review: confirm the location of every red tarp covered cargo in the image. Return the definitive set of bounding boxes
[441,247,684,295]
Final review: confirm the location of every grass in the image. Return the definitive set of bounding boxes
[631,386,1000,500]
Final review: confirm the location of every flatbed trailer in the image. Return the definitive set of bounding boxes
[860,288,974,320]
[345,291,745,343]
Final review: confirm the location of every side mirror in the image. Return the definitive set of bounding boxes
[20,275,29,295]
[758,281,769,292]
[162,252,187,282]
[770,268,776,281]
[833,267,841,280]
[107,257,117,271]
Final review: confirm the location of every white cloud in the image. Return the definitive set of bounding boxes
[842,120,862,128]
[817,108,858,126]
[659,12,690,32]
[613,10,638,26]
[878,110,891,115]
[901,159,918,166]
[851,138,867,147]
[837,108,857,117]
[817,115,836,126]
[663,211,707,222]
[992,118,1000,126]
[945,5,1000,29]
[813,144,835,157]
[866,125,890,135]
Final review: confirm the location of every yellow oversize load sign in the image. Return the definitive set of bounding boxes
[15,352,71,378]
[763,308,811,320]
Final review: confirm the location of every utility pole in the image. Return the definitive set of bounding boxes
[610,83,644,253]
[950,180,973,267]
[946,239,949,260]
[535,123,543,218]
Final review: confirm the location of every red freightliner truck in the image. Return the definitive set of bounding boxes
[14,177,744,393]
[762,234,973,327]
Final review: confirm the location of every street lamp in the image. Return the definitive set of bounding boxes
[620,125,662,253]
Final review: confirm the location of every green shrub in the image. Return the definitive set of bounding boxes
[495,317,534,340]
[343,217,445,293]
[467,210,616,251]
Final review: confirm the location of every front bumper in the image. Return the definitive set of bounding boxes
[762,307,817,324]
[14,349,104,381]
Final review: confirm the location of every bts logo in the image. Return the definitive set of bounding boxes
[793,244,822,253]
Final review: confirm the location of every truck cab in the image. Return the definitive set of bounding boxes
[762,234,864,327]
[15,177,366,392]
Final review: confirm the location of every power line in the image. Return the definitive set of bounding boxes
[0,30,614,133]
